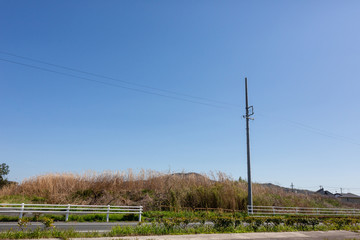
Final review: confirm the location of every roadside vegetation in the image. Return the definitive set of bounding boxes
[0,169,352,210]
[1,215,360,239]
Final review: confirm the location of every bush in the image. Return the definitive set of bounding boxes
[213,217,235,231]
[40,217,54,229]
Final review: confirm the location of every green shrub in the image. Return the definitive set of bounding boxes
[40,217,54,229]
[308,218,320,229]
[213,217,235,231]
[17,218,30,230]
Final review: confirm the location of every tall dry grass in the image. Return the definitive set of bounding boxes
[0,169,344,210]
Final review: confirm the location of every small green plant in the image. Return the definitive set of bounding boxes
[31,196,47,203]
[308,218,320,230]
[40,217,54,229]
[32,213,41,222]
[213,217,235,231]
[17,218,30,230]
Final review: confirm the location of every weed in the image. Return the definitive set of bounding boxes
[17,218,30,230]
[40,217,54,229]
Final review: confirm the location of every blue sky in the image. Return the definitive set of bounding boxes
[1,1,360,195]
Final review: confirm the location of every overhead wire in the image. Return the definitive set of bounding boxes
[0,57,233,109]
[265,183,360,194]
[0,50,241,108]
[283,119,360,146]
[257,113,360,146]
[1,52,359,146]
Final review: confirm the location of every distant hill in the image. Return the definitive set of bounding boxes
[262,183,314,195]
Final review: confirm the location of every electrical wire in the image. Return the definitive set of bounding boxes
[265,183,360,193]
[0,57,234,109]
[0,50,241,108]
[2,52,359,146]
[284,119,360,145]
[257,113,360,146]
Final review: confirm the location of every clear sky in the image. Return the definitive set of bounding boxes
[1,1,360,195]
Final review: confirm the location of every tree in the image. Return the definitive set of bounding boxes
[0,163,9,182]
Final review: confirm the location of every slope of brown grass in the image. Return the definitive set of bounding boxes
[0,169,348,210]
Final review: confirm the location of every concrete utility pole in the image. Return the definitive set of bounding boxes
[243,77,254,213]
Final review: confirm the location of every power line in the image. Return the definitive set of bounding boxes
[0,57,232,109]
[284,119,360,146]
[0,50,241,108]
[292,185,360,191]
[321,186,360,190]
[2,52,359,147]
[258,113,360,146]
[264,183,360,193]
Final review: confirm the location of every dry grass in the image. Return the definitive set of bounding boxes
[0,169,347,210]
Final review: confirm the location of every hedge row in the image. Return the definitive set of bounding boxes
[153,216,360,232]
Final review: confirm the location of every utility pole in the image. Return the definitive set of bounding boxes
[291,183,294,192]
[243,77,254,213]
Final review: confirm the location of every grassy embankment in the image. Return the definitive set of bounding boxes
[0,169,348,210]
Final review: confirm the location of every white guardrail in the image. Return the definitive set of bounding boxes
[248,205,360,216]
[0,203,143,222]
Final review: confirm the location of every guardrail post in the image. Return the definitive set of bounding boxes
[106,205,110,222]
[19,203,25,219]
[295,207,298,214]
[272,206,275,214]
[65,204,71,221]
[139,206,142,222]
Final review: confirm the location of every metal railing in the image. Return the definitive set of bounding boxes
[248,205,360,216]
[0,203,143,222]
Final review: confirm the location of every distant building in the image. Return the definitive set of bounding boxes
[335,193,360,203]
[316,187,334,197]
